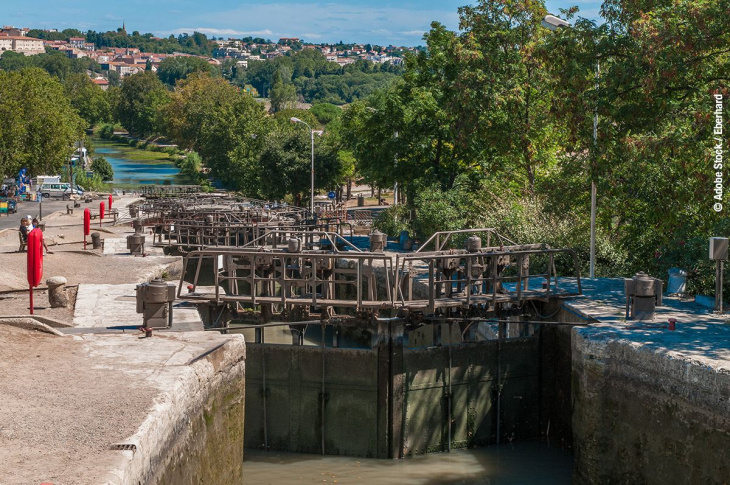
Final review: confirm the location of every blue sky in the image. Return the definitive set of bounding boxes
[2,0,603,46]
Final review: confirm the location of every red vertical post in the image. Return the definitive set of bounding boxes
[83,208,91,250]
[108,194,112,215]
[99,202,105,227]
[27,230,44,315]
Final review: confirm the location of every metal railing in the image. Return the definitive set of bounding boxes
[177,245,582,317]
[178,248,394,312]
[395,247,582,313]
[415,228,517,253]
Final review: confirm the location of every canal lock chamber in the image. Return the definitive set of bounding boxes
[231,302,576,460]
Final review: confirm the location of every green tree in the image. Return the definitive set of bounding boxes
[310,102,343,125]
[115,71,169,136]
[162,73,268,188]
[91,156,114,181]
[0,68,85,177]
[269,71,298,113]
[157,56,215,86]
[256,128,341,204]
[538,0,729,275]
[178,151,205,182]
[63,73,111,127]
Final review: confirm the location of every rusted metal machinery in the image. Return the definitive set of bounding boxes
[176,228,582,326]
[139,185,202,197]
[624,272,663,320]
[395,244,581,315]
[179,241,394,314]
[134,194,333,250]
[133,193,583,328]
[126,233,145,256]
[136,278,176,329]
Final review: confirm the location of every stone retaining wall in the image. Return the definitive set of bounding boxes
[108,336,246,485]
[566,308,730,484]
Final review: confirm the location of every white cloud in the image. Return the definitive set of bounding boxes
[298,33,324,39]
[164,27,274,37]
[185,2,459,45]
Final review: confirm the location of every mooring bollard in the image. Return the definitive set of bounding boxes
[126,233,146,256]
[91,232,101,249]
[46,276,68,308]
[133,218,143,234]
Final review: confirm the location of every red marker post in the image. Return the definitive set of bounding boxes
[108,194,112,216]
[83,208,91,250]
[99,201,105,227]
[27,229,44,315]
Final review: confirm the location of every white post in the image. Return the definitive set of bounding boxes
[310,128,315,216]
[590,61,599,279]
[393,130,398,206]
[291,117,315,216]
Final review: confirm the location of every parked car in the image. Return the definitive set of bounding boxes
[39,183,84,199]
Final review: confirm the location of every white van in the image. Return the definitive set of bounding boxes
[39,183,84,199]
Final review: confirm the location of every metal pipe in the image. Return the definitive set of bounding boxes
[321,322,326,455]
[717,260,724,313]
[262,332,268,450]
[447,321,452,452]
[496,319,503,445]
[590,61,600,279]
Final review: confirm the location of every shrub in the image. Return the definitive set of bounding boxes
[373,205,411,237]
[98,123,115,139]
[91,156,114,182]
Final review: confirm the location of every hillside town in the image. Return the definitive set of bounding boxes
[0,24,411,88]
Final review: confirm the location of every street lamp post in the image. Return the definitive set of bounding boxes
[366,107,398,206]
[291,117,315,216]
[542,14,598,278]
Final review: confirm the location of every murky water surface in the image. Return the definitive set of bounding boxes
[243,441,572,484]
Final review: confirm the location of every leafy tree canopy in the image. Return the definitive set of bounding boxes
[0,68,85,178]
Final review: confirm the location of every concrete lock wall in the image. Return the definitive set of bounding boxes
[244,332,553,458]
[557,304,730,484]
[571,331,730,484]
[147,345,246,485]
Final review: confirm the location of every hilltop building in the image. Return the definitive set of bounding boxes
[0,33,44,55]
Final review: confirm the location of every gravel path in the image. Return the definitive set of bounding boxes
[0,325,158,485]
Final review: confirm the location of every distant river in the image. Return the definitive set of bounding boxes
[92,137,191,186]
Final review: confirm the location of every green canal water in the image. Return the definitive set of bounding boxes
[243,441,573,484]
[91,137,192,186]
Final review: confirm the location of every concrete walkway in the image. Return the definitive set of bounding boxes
[562,278,730,371]
[73,283,204,331]
[103,237,165,256]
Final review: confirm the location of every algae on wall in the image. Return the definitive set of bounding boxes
[152,361,246,485]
